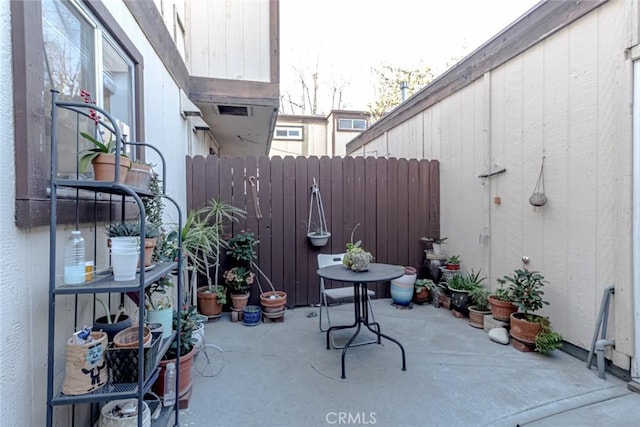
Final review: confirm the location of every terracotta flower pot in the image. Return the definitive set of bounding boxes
[153,346,196,399]
[92,153,131,183]
[488,295,518,321]
[260,291,287,313]
[124,162,152,190]
[230,292,250,310]
[414,287,430,303]
[468,306,491,329]
[197,286,223,316]
[510,312,543,344]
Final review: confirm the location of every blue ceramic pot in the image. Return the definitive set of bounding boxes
[390,267,417,306]
[390,283,413,306]
[242,305,262,326]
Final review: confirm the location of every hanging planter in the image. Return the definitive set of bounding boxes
[307,178,331,247]
[529,156,548,207]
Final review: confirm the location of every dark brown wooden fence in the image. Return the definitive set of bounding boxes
[186,155,440,307]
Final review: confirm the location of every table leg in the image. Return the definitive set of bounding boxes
[340,283,363,378]
[341,282,407,378]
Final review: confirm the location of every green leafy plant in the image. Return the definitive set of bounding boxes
[446,255,461,265]
[494,279,515,302]
[223,265,255,295]
[145,275,173,310]
[164,305,196,360]
[104,221,159,238]
[423,236,447,244]
[74,89,129,172]
[447,274,477,292]
[78,131,129,173]
[199,199,247,291]
[469,286,490,311]
[414,278,435,293]
[503,268,549,318]
[225,230,259,263]
[534,316,563,354]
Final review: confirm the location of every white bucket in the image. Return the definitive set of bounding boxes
[111,250,139,281]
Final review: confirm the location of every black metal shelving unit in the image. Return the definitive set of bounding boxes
[46,91,183,427]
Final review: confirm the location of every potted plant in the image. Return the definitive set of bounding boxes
[307,220,331,247]
[153,306,197,407]
[104,221,159,267]
[92,298,131,342]
[125,160,153,190]
[421,236,447,254]
[468,286,491,329]
[505,268,562,352]
[488,280,518,322]
[242,305,262,326]
[223,265,255,310]
[184,200,246,316]
[445,254,461,270]
[252,261,288,319]
[145,275,174,339]
[225,230,259,267]
[447,270,484,316]
[414,278,435,303]
[78,130,131,183]
[343,223,374,272]
[143,168,166,262]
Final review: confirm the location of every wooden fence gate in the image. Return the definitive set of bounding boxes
[186,155,440,307]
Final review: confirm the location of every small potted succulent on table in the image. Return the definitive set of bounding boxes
[342,224,373,272]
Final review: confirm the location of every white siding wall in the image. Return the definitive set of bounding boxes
[358,1,632,366]
[0,1,200,424]
[0,1,29,425]
[188,0,271,81]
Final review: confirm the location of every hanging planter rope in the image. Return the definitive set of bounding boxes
[307,178,331,247]
[529,157,548,207]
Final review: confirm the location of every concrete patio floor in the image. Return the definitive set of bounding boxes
[178,299,639,427]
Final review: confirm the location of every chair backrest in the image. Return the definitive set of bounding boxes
[317,253,345,269]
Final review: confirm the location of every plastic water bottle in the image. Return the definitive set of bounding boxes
[163,362,176,407]
[64,230,85,285]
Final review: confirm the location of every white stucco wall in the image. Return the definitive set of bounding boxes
[0,0,203,424]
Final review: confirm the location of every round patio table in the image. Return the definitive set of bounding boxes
[316,263,407,379]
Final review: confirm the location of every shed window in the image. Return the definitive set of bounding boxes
[275,126,303,140]
[338,118,367,131]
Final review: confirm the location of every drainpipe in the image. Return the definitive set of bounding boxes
[595,339,615,379]
[586,286,615,379]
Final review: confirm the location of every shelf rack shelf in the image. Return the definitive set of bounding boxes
[46,91,183,427]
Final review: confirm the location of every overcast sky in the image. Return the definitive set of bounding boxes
[279,0,541,114]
